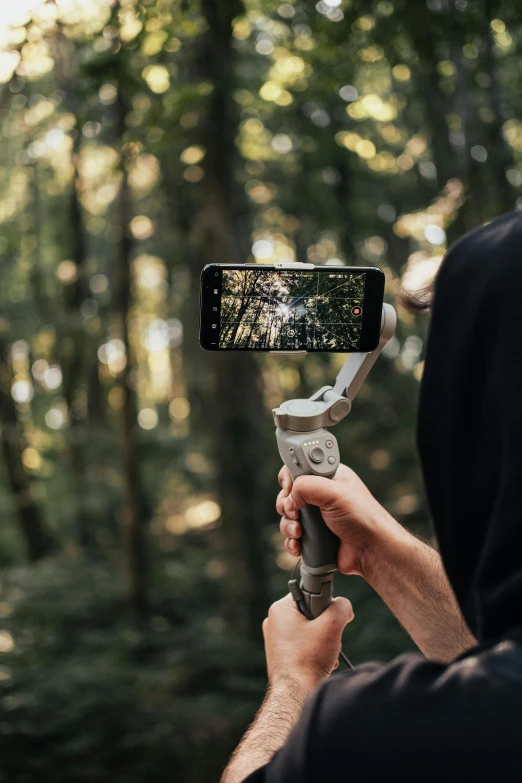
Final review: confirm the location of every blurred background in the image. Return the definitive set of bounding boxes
[0,0,520,780]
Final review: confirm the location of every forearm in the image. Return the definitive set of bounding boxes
[363,521,476,662]
[221,675,316,783]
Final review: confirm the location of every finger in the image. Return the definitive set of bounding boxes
[281,592,308,619]
[268,592,303,615]
[332,464,355,483]
[285,538,301,556]
[290,475,342,512]
[282,494,300,520]
[318,596,354,628]
[281,592,296,606]
[279,517,302,539]
[278,466,293,492]
[276,489,288,516]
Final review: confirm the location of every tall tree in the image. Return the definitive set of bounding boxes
[53,29,96,549]
[113,72,149,614]
[0,335,56,561]
[194,0,271,638]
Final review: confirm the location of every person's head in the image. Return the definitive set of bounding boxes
[416,212,522,644]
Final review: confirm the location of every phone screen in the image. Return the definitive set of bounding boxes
[200,265,384,352]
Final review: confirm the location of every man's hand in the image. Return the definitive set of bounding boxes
[277,463,395,577]
[263,593,354,689]
[276,464,476,662]
[221,595,353,783]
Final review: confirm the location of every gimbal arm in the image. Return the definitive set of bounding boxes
[273,304,397,619]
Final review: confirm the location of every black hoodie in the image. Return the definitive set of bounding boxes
[418,210,522,643]
[245,212,522,782]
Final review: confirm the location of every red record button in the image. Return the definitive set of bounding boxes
[352,306,362,316]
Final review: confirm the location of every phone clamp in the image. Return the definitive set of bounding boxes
[273,303,396,619]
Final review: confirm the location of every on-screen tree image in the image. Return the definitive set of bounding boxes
[219,269,364,349]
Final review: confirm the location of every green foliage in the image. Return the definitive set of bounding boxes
[0,0,520,778]
[0,558,266,783]
[0,553,413,781]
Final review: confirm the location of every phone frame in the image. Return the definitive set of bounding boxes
[199,264,385,353]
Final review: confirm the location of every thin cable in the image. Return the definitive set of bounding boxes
[339,649,354,670]
[291,557,302,582]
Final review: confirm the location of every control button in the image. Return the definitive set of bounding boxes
[309,446,325,464]
[325,439,334,449]
[327,456,336,465]
[289,448,300,467]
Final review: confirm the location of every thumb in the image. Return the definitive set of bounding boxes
[316,596,354,630]
[287,474,339,514]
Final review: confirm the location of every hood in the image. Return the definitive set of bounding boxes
[417,211,522,643]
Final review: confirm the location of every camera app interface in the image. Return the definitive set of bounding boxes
[215,269,366,350]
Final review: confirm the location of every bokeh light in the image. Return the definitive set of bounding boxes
[138,408,158,429]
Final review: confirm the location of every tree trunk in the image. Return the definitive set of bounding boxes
[62,137,94,549]
[114,87,149,614]
[401,4,477,238]
[402,12,459,191]
[0,336,56,561]
[483,0,515,215]
[446,0,486,228]
[330,108,356,264]
[196,0,270,638]
[46,28,98,549]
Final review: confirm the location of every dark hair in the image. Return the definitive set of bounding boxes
[397,281,434,313]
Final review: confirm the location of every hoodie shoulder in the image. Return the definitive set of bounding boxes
[260,652,522,782]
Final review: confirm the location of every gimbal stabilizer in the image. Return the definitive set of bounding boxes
[273,303,397,619]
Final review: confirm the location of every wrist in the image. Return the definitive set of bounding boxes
[269,669,325,696]
[358,511,415,585]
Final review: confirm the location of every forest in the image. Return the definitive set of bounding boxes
[0,0,520,780]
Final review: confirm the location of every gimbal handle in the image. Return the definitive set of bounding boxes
[300,504,339,569]
[274,424,341,617]
[273,304,397,619]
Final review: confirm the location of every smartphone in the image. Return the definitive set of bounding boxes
[199,263,384,353]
